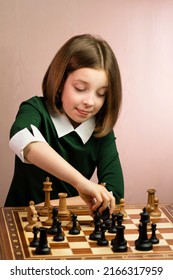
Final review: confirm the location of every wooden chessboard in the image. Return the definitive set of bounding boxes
[0,204,173,260]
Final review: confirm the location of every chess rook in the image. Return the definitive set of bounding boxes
[58,193,70,217]
[146,189,156,213]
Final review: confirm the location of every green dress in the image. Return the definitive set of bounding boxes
[5,96,124,206]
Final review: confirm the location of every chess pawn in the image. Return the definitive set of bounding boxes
[108,213,117,233]
[35,227,51,255]
[30,226,40,247]
[53,220,64,241]
[47,207,59,234]
[89,212,102,240]
[149,223,159,244]
[97,223,109,246]
[119,198,127,218]
[150,198,161,217]
[69,214,80,235]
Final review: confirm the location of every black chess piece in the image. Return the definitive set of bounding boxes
[30,226,40,247]
[149,223,159,244]
[35,227,51,255]
[108,213,117,233]
[97,223,109,246]
[89,211,102,240]
[135,208,153,251]
[53,220,64,241]
[47,207,58,234]
[69,214,80,235]
[111,213,127,252]
[100,207,110,221]
[95,206,112,230]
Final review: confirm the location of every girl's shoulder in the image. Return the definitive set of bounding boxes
[21,96,45,106]
[19,96,48,112]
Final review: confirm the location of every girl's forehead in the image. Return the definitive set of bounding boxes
[69,68,108,87]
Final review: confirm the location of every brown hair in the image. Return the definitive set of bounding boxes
[42,34,122,137]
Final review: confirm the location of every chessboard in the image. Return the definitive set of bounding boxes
[0,204,173,260]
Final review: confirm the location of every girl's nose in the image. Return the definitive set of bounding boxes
[83,93,94,106]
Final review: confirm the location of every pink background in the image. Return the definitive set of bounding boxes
[1,0,173,206]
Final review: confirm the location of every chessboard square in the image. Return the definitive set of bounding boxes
[123,219,134,224]
[22,217,27,222]
[49,242,70,249]
[157,223,173,229]
[159,228,173,233]
[66,235,87,242]
[152,245,172,252]
[126,219,140,226]
[106,235,115,241]
[72,248,92,255]
[150,217,167,224]
[148,233,162,240]
[51,248,72,256]
[157,238,169,246]
[125,233,139,241]
[83,230,93,236]
[161,233,173,240]
[77,215,93,222]
[126,244,133,252]
[92,246,113,255]
[131,247,154,254]
[126,209,142,215]
[69,242,90,249]
[88,241,99,248]
[128,240,135,247]
[27,231,34,238]
[125,224,138,234]
[167,239,173,245]
[80,225,93,231]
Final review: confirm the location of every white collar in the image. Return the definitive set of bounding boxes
[50,113,95,144]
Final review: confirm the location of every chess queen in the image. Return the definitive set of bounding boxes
[5,34,124,216]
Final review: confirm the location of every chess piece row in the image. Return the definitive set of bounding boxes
[89,210,128,252]
[29,209,81,255]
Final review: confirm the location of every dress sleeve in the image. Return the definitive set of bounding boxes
[9,125,47,162]
[96,131,124,204]
[9,99,47,162]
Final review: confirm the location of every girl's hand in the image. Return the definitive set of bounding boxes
[77,181,115,216]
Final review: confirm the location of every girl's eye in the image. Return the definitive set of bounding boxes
[75,87,86,92]
[97,92,106,97]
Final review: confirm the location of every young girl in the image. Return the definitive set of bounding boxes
[5,34,124,215]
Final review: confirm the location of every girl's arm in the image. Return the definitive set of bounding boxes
[24,141,115,215]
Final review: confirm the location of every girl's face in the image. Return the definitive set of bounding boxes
[61,68,108,127]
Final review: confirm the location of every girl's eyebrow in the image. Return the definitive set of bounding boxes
[74,79,88,84]
[74,80,108,89]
